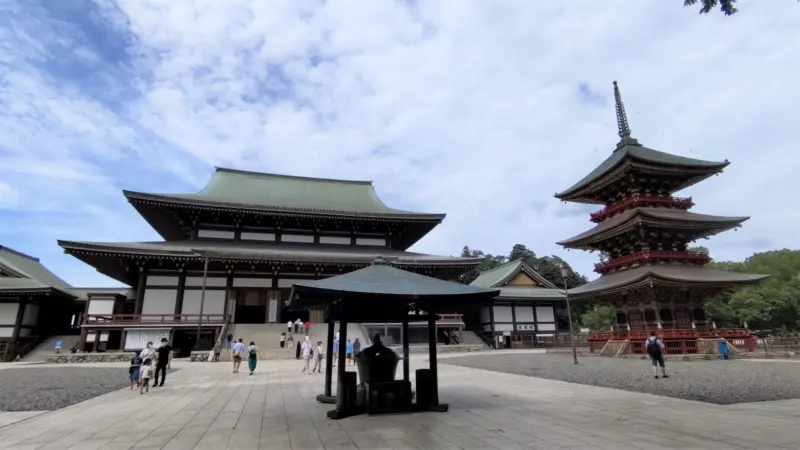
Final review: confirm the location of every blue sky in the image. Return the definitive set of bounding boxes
[1,0,798,287]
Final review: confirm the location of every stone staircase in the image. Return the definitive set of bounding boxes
[22,335,81,362]
[218,322,368,360]
[600,339,630,357]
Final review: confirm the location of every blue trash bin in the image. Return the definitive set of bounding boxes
[716,339,729,360]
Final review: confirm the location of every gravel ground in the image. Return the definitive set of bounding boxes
[443,353,800,404]
[0,367,130,412]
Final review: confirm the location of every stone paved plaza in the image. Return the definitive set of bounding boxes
[1,354,799,450]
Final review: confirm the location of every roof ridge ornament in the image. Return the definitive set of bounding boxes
[613,81,640,150]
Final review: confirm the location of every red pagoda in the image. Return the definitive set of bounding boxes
[555,81,767,351]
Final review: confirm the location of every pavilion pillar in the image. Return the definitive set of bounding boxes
[426,307,441,408]
[11,300,27,357]
[133,268,147,316]
[78,326,88,352]
[402,316,410,382]
[334,318,348,411]
[317,319,335,403]
[224,273,234,322]
[488,303,496,348]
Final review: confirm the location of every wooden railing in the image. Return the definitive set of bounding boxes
[437,314,464,324]
[590,195,694,223]
[594,250,710,274]
[84,314,227,325]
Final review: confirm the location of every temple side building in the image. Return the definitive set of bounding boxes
[471,260,564,348]
[554,81,767,344]
[59,168,483,354]
[0,246,87,361]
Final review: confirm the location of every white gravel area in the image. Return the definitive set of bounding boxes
[443,353,800,404]
[0,366,130,412]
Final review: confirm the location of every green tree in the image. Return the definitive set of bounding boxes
[580,306,617,331]
[457,246,507,285]
[684,0,737,15]
[706,249,800,331]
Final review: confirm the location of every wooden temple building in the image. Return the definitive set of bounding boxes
[554,81,768,348]
[58,168,484,353]
[471,260,564,348]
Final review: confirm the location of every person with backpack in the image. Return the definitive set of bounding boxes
[645,331,668,379]
[247,341,260,375]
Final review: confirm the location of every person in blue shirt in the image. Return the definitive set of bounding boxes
[345,339,353,366]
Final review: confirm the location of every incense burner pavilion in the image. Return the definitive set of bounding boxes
[59,168,486,353]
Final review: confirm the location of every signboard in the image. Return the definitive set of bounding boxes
[502,331,511,336]
[516,324,536,331]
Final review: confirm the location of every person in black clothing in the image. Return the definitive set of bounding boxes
[152,337,173,387]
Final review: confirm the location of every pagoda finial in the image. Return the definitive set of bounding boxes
[613,81,631,139]
[612,81,639,149]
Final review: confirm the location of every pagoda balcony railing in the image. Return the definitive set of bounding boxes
[590,195,694,223]
[83,313,227,326]
[594,250,710,274]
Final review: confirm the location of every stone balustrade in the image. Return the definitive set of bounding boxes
[388,344,484,356]
[46,352,135,364]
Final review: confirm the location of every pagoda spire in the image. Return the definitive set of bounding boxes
[613,81,639,149]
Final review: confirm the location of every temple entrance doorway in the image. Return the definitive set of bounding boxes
[235,290,268,324]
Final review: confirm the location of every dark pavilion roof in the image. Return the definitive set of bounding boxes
[555,82,729,204]
[124,167,446,221]
[470,259,564,301]
[557,208,749,248]
[567,265,769,299]
[0,246,75,298]
[288,257,500,311]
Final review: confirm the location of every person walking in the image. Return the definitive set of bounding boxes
[645,331,668,379]
[294,318,302,334]
[287,332,294,349]
[232,338,245,373]
[352,337,362,357]
[295,334,302,359]
[226,333,233,349]
[139,359,153,395]
[345,339,353,366]
[280,332,286,348]
[332,335,339,367]
[139,341,156,364]
[128,354,142,390]
[304,320,310,336]
[287,320,293,334]
[312,340,325,373]
[247,341,260,375]
[152,338,172,387]
[301,336,314,374]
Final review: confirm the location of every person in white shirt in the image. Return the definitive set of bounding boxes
[139,342,156,363]
[312,340,325,373]
[300,336,314,374]
[139,359,153,394]
[231,338,245,373]
[287,320,293,333]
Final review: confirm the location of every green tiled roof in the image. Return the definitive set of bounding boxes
[555,142,729,202]
[567,265,768,298]
[124,167,445,220]
[0,245,71,290]
[470,259,557,289]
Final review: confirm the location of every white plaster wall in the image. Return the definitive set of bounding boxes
[182,290,225,315]
[319,236,350,245]
[198,229,235,239]
[241,232,275,241]
[515,305,534,322]
[536,306,555,323]
[495,323,513,332]
[355,237,386,246]
[87,299,114,316]
[538,323,557,331]
[281,233,314,243]
[147,276,179,286]
[233,278,272,288]
[142,289,177,316]
[493,306,513,322]
[0,303,19,325]
[186,277,226,287]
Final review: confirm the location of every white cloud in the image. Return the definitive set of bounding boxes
[1,0,798,286]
